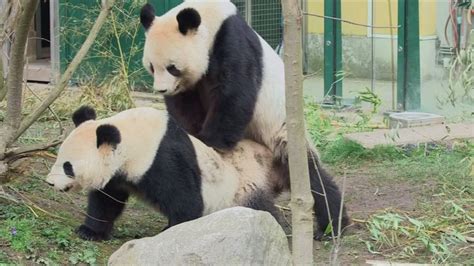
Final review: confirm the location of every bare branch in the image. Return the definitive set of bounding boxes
[331,171,348,265]
[24,83,64,135]
[5,138,63,160]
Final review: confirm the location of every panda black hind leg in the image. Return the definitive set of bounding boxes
[77,180,129,241]
[307,148,350,240]
[273,127,349,239]
[242,189,291,235]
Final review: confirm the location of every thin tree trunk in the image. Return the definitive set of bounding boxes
[0,0,38,159]
[12,0,116,142]
[0,0,21,101]
[0,58,5,101]
[281,0,314,264]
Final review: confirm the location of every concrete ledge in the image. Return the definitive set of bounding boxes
[345,123,474,148]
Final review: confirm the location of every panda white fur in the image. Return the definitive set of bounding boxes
[140,0,349,238]
[46,106,288,241]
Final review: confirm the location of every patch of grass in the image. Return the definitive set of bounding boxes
[321,137,404,164]
[0,218,35,253]
[0,200,102,265]
[68,242,99,265]
[1,157,168,264]
[305,100,473,263]
[0,249,12,264]
[305,100,335,147]
[79,74,135,118]
[310,119,472,187]
[365,187,473,263]
[376,142,473,186]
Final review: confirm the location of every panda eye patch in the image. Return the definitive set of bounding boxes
[63,162,75,178]
[166,64,181,77]
[150,63,154,74]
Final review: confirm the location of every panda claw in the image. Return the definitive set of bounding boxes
[314,231,331,241]
[76,225,110,241]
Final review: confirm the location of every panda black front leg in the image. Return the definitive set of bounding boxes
[197,89,257,151]
[77,182,129,241]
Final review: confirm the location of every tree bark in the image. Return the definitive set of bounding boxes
[0,0,21,101]
[0,0,38,159]
[0,57,5,101]
[281,0,314,264]
[12,0,116,142]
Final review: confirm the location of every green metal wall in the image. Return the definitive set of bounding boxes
[59,0,281,87]
[59,0,181,87]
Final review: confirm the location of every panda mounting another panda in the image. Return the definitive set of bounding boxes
[140,0,349,238]
[47,0,350,241]
[47,106,290,241]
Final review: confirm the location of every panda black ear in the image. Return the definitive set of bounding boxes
[140,3,156,30]
[96,124,121,149]
[176,8,201,35]
[72,106,96,127]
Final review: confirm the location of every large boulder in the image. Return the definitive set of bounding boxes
[108,207,291,266]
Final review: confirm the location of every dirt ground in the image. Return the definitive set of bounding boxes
[1,89,471,264]
[275,167,437,265]
[2,143,472,264]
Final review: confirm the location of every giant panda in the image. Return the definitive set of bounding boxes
[140,0,349,238]
[46,106,289,241]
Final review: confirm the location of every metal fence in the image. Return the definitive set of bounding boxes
[232,0,282,49]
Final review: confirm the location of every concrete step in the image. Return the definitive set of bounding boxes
[388,112,445,128]
[345,123,474,148]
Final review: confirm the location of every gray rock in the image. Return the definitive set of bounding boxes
[108,207,291,266]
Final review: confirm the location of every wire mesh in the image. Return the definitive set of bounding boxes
[232,0,282,49]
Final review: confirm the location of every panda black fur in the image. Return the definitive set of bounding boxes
[140,0,349,238]
[46,106,288,241]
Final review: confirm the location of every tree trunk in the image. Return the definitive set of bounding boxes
[12,0,117,142]
[0,57,5,101]
[281,0,314,264]
[0,0,21,101]
[0,0,38,159]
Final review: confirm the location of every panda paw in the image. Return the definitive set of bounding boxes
[76,225,110,241]
[313,230,329,241]
[197,131,236,150]
[272,123,288,164]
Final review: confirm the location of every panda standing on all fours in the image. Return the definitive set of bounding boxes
[46,106,291,241]
[140,0,349,239]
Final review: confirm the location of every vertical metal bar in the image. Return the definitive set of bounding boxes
[323,0,342,102]
[323,0,334,99]
[334,0,342,98]
[397,0,406,109]
[50,0,60,84]
[397,0,420,110]
[245,0,252,26]
[302,0,308,74]
[370,0,375,92]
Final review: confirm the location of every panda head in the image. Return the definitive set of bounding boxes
[46,106,123,191]
[140,3,212,95]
